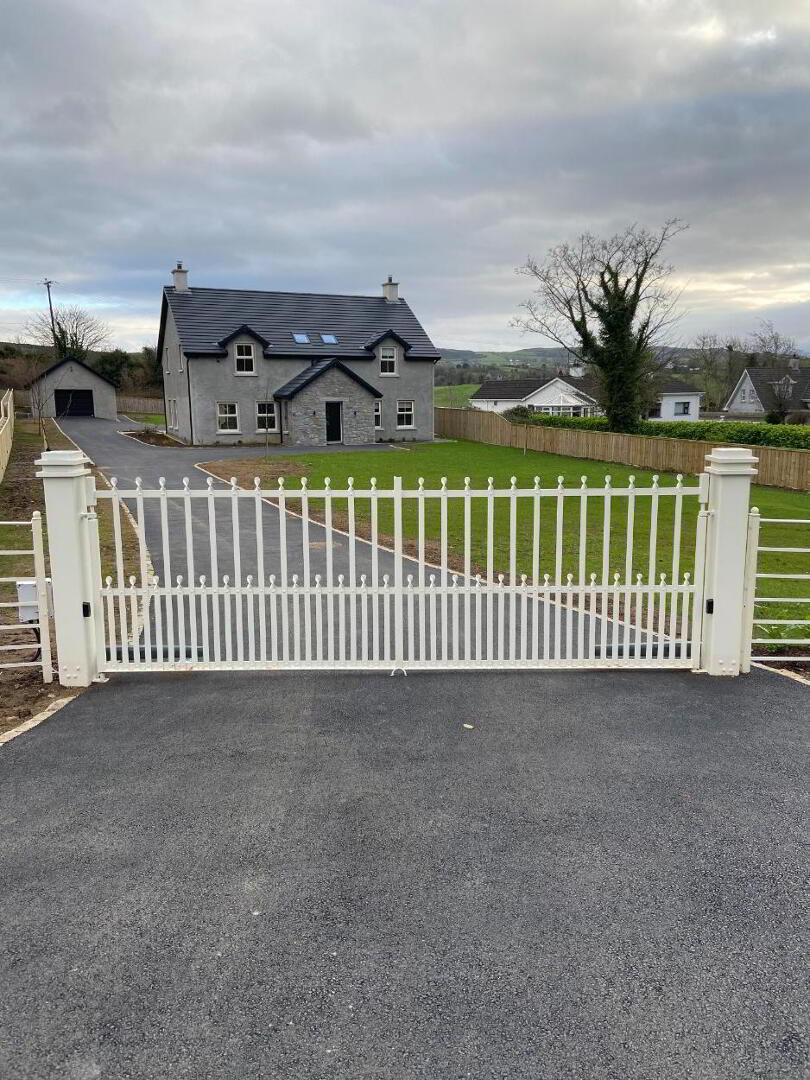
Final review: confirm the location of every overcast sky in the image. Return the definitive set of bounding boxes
[2,0,809,352]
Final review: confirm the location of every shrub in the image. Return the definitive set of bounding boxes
[502,410,810,450]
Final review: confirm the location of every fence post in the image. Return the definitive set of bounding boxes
[700,446,758,675]
[36,449,100,687]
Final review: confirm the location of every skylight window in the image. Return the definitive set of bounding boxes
[292,332,310,344]
[320,333,338,344]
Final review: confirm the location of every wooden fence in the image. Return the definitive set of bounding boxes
[435,407,810,492]
[116,394,164,416]
[0,389,14,483]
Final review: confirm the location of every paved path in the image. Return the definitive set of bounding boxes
[1,667,807,1078]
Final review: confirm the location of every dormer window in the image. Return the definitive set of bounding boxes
[235,342,255,374]
[320,333,338,344]
[293,332,310,344]
[380,345,398,376]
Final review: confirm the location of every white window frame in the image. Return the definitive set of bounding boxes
[396,399,414,429]
[374,400,383,429]
[164,346,170,375]
[234,342,256,375]
[674,400,691,416]
[216,401,240,433]
[256,400,278,433]
[379,345,398,377]
[178,348,184,373]
[169,399,179,429]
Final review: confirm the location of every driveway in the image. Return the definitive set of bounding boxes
[1,667,807,1079]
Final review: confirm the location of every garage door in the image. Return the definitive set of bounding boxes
[54,389,94,417]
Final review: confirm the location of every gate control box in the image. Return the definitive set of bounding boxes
[15,578,52,624]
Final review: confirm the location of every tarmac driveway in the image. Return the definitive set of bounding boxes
[1,667,807,1079]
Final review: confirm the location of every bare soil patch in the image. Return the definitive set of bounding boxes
[124,429,186,447]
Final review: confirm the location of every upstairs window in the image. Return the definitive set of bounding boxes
[320,333,338,344]
[380,346,397,376]
[235,342,255,374]
[292,332,310,344]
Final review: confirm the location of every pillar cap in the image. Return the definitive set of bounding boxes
[36,449,92,478]
[705,445,758,476]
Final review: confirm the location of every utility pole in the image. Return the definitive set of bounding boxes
[42,279,57,348]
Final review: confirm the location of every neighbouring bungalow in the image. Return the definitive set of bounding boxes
[724,363,810,419]
[470,368,703,421]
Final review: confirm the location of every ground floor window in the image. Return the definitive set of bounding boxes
[674,400,691,416]
[256,400,278,431]
[396,400,414,428]
[529,404,600,418]
[167,399,178,429]
[216,401,239,432]
[374,400,382,428]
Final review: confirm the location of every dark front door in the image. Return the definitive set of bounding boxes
[54,389,94,417]
[325,401,342,443]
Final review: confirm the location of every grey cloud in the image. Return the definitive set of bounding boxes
[1,0,810,350]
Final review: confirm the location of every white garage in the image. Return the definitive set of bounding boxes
[28,358,118,420]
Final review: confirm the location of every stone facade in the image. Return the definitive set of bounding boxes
[286,368,376,446]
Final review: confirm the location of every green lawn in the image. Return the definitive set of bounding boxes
[204,439,809,646]
[434,383,480,407]
[127,412,165,427]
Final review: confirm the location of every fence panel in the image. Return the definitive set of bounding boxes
[0,389,14,483]
[434,407,810,491]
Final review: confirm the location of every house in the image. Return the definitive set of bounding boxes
[158,264,439,446]
[27,357,117,420]
[724,365,810,419]
[470,369,703,421]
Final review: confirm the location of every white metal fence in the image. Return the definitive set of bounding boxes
[742,510,810,667]
[0,389,13,483]
[35,446,763,685]
[87,472,712,673]
[0,513,53,681]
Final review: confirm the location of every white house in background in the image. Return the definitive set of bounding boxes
[470,371,702,421]
[724,364,810,418]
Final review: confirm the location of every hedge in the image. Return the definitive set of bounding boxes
[502,408,810,450]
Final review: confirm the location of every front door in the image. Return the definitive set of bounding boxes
[325,401,342,443]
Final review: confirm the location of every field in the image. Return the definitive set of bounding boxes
[433,383,480,407]
[202,440,809,652]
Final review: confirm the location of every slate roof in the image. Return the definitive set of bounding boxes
[471,373,701,402]
[744,367,810,411]
[273,358,383,400]
[163,287,440,361]
[27,356,117,389]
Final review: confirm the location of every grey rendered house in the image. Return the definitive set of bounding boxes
[158,264,440,446]
[724,364,810,419]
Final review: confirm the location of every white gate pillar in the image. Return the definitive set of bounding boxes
[36,449,100,687]
[701,446,758,675]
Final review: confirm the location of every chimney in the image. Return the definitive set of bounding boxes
[382,274,399,302]
[171,261,189,292]
[788,353,800,372]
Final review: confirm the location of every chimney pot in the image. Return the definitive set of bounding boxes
[172,261,189,292]
[382,275,399,302]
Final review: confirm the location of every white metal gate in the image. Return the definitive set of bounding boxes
[87,469,711,673]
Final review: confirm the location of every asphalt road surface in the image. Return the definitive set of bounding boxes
[1,667,807,1078]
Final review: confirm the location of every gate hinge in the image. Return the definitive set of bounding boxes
[705,599,714,615]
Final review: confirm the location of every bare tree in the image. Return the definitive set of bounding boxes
[749,319,799,365]
[26,304,109,363]
[690,332,750,409]
[513,220,687,431]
